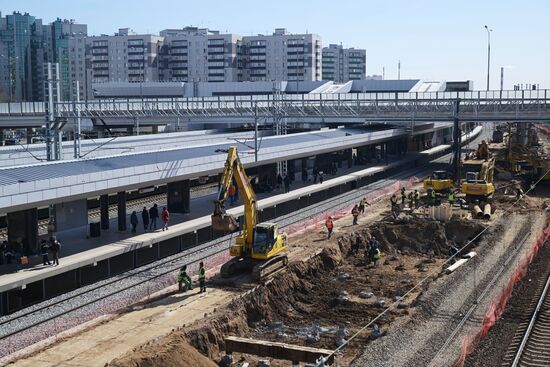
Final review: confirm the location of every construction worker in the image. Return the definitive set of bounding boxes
[414,190,420,208]
[177,265,192,292]
[352,205,359,225]
[325,216,334,239]
[390,194,398,212]
[516,187,524,201]
[407,191,414,209]
[448,190,455,205]
[198,262,206,293]
[427,187,436,206]
[358,197,370,214]
[372,247,381,267]
[401,188,406,207]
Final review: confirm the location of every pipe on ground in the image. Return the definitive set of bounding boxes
[473,205,483,218]
[483,204,491,220]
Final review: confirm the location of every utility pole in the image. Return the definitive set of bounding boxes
[254,102,258,162]
[484,25,492,90]
[73,80,81,158]
[500,67,504,91]
[452,100,461,185]
[398,60,401,80]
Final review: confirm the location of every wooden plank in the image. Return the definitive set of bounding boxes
[225,336,335,365]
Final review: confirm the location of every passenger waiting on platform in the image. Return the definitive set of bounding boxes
[130,211,138,233]
[277,173,283,190]
[283,174,290,193]
[40,240,51,266]
[3,241,13,265]
[313,167,319,183]
[0,241,5,265]
[302,168,308,183]
[319,171,324,184]
[49,236,60,266]
[162,207,170,231]
[141,207,149,232]
[149,204,159,230]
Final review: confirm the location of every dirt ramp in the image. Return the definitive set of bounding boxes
[109,335,217,367]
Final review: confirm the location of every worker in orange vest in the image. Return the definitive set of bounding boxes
[228,184,237,206]
[325,216,334,239]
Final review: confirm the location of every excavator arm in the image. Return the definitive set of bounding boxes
[212,146,258,247]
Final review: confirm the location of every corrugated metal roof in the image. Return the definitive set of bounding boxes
[0,129,364,186]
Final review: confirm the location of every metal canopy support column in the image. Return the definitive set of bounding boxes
[452,99,461,184]
[100,194,110,230]
[117,191,127,231]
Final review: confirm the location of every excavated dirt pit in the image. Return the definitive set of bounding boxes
[109,218,485,367]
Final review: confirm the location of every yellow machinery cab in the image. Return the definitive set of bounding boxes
[423,170,454,192]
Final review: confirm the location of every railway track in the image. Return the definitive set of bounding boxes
[504,275,550,367]
[0,165,430,358]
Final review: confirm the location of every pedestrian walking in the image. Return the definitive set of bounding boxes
[325,216,334,239]
[352,204,359,225]
[49,236,60,266]
[141,207,149,232]
[130,211,138,233]
[198,262,206,293]
[40,240,51,266]
[178,265,192,292]
[161,207,170,231]
[319,171,324,184]
[149,204,159,230]
[283,174,290,193]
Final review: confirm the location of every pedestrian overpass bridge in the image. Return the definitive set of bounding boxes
[1,90,549,128]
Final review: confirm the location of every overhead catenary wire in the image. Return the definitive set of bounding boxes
[317,164,550,366]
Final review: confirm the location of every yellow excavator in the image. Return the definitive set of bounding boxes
[423,171,454,192]
[211,146,288,280]
[461,157,495,200]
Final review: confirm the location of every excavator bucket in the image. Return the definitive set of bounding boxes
[212,213,239,232]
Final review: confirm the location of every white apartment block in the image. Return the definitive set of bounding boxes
[159,27,241,83]
[87,28,163,86]
[322,44,366,82]
[241,29,322,82]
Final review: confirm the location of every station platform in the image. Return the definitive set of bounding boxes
[0,126,482,314]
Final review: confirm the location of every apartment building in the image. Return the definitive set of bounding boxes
[87,28,163,88]
[159,27,241,83]
[45,18,87,100]
[241,28,322,82]
[0,12,46,101]
[322,44,366,82]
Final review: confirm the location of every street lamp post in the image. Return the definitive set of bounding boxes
[484,25,492,91]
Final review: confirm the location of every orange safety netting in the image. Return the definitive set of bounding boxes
[283,176,422,236]
[452,215,550,367]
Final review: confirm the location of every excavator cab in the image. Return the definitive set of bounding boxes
[423,170,454,192]
[252,223,277,254]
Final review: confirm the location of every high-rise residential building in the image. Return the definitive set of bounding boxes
[87,28,163,90]
[45,18,87,100]
[0,11,45,101]
[159,27,242,83]
[322,44,366,82]
[241,29,322,82]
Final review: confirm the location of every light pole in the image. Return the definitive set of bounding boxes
[484,25,492,91]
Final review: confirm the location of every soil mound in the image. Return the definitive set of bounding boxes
[109,335,217,367]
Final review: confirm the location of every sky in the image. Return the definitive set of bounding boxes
[2,0,549,90]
